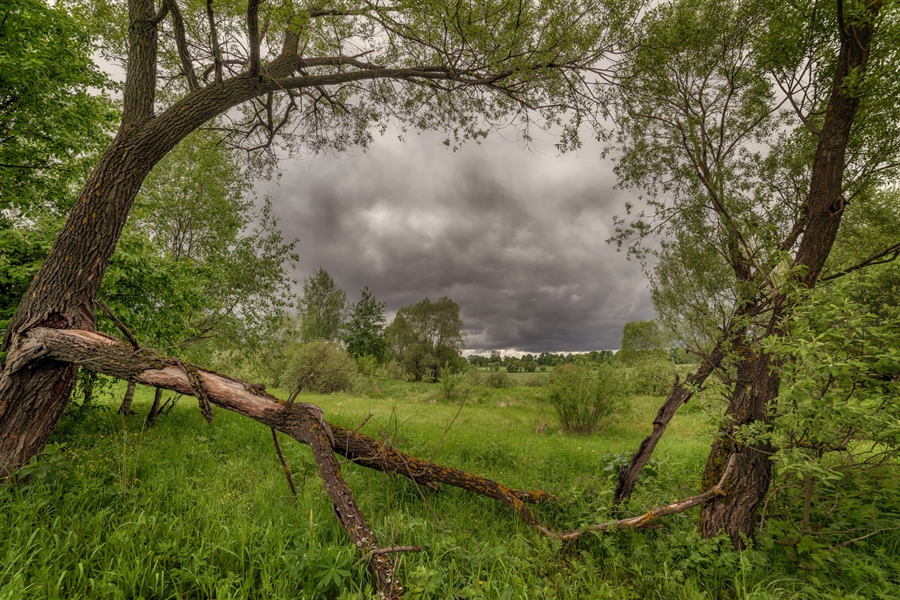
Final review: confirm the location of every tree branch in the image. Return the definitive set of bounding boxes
[247,0,261,77]
[821,241,900,281]
[205,0,223,84]
[553,454,736,540]
[164,0,200,91]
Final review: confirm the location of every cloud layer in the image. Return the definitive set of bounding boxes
[263,131,654,353]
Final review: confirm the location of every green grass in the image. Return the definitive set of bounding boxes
[1,379,899,599]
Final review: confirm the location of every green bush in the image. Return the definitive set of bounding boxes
[546,364,621,433]
[438,363,470,399]
[623,359,677,396]
[480,371,512,389]
[282,340,356,394]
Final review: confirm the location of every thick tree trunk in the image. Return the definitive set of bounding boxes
[118,380,137,415]
[694,3,879,544]
[698,337,778,546]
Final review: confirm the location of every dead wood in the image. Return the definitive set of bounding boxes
[550,454,737,540]
[19,327,558,597]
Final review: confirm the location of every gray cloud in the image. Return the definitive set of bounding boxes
[262,130,654,353]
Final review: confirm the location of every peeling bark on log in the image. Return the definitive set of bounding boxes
[613,344,727,505]
[9,328,560,597]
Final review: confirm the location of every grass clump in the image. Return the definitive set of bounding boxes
[546,364,622,433]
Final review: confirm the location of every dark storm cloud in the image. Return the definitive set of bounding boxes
[262,131,654,353]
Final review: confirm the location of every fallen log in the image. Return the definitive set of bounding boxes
[13,328,555,597]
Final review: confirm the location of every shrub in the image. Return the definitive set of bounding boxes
[282,340,356,394]
[480,371,512,389]
[546,364,621,433]
[623,359,677,396]
[438,363,470,399]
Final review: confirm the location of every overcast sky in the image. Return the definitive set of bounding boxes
[261,129,654,354]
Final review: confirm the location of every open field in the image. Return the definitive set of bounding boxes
[2,379,899,599]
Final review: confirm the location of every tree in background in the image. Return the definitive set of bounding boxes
[0,0,116,222]
[1,0,117,335]
[342,287,387,362]
[105,130,298,362]
[298,268,348,342]
[617,319,669,365]
[386,297,467,382]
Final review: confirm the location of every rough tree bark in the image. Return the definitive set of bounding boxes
[12,327,561,597]
[615,0,881,544]
[118,380,137,415]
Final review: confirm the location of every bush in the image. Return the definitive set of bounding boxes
[623,359,677,396]
[480,371,512,389]
[438,363,470,399]
[282,340,356,394]
[546,364,621,433]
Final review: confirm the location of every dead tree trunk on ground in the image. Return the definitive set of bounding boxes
[7,327,563,597]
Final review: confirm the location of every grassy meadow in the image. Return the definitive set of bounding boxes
[2,376,899,599]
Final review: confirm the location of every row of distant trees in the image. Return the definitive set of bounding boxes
[467,319,701,372]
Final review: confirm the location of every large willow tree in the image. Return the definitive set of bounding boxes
[610,0,900,544]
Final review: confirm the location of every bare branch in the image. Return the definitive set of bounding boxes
[95,299,141,350]
[271,427,298,497]
[552,454,737,540]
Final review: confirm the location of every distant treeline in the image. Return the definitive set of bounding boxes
[468,348,700,372]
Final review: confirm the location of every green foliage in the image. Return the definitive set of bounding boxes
[759,276,900,548]
[0,220,58,335]
[298,268,348,342]
[621,359,678,397]
[102,131,298,361]
[546,364,622,433]
[386,296,467,382]
[0,0,116,220]
[438,363,470,400]
[3,380,900,599]
[341,286,387,362]
[282,340,356,395]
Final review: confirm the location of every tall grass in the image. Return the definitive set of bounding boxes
[1,380,898,599]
